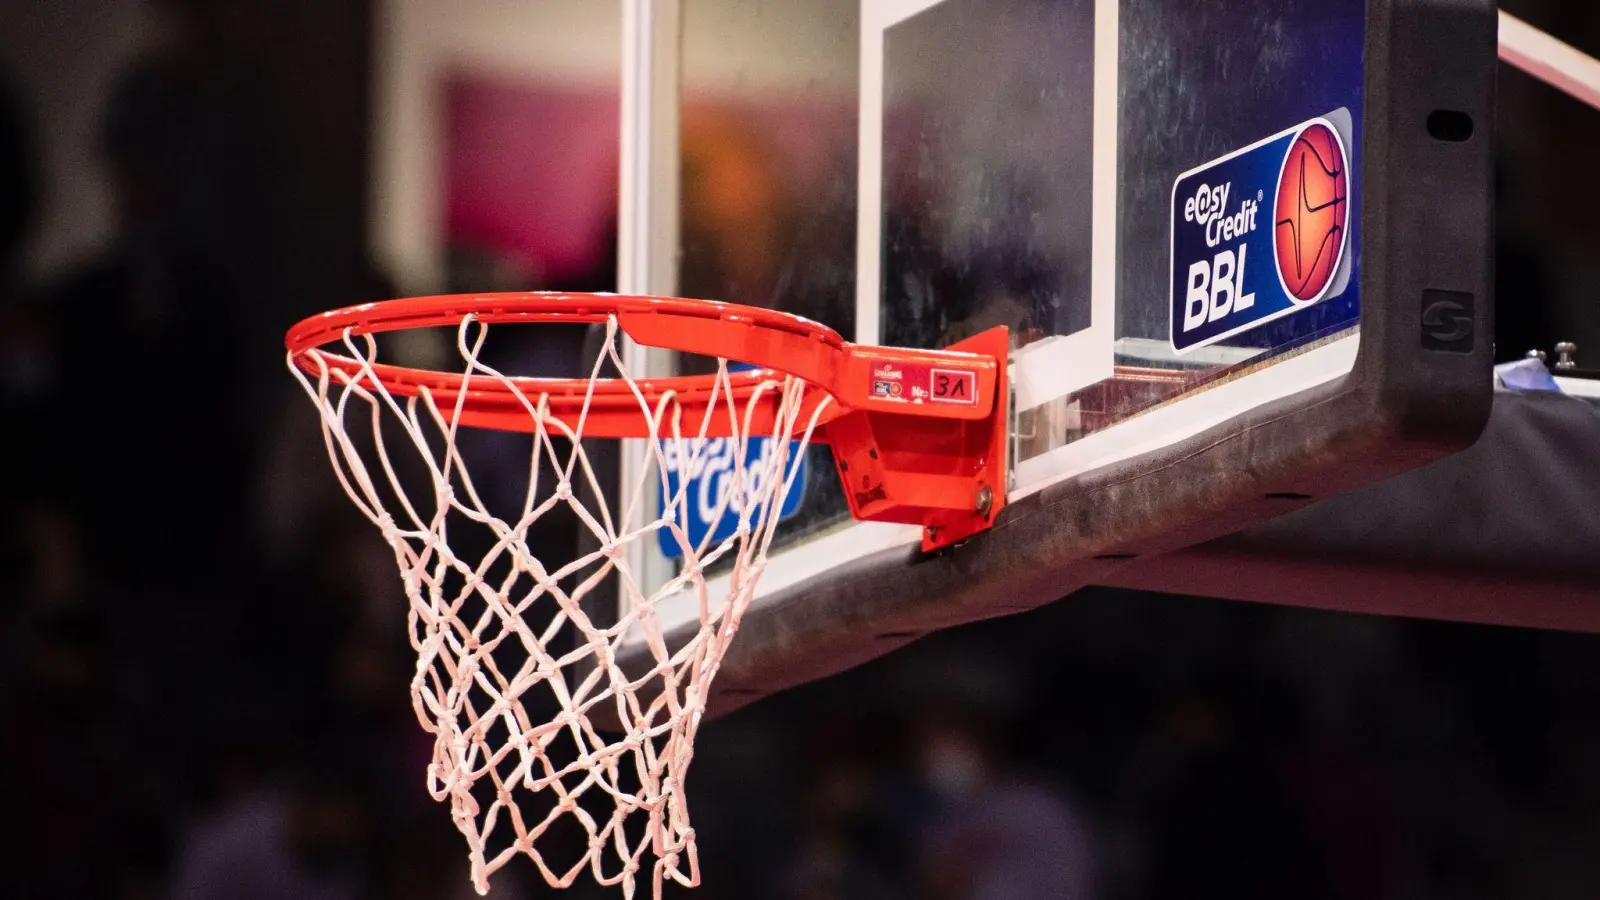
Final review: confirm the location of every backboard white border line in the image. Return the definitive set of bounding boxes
[619,0,682,609]
[857,0,1118,411]
[639,331,1361,637]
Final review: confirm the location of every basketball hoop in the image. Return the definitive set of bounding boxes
[285,292,1008,897]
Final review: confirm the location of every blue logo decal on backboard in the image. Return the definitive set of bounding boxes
[1170,112,1353,353]
[656,436,806,559]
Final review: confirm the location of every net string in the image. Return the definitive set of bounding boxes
[286,314,831,897]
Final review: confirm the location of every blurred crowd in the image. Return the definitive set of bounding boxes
[3,3,1600,900]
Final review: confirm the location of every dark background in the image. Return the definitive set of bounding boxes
[2,1,1599,899]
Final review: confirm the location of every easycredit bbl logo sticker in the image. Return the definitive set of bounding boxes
[1170,112,1353,353]
[656,362,806,560]
[656,435,804,559]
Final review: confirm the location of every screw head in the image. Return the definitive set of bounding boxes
[974,484,994,518]
[1526,348,1547,363]
[1555,342,1578,370]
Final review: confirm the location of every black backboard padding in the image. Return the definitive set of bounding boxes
[1108,391,1600,632]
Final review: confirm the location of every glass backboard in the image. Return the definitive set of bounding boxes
[606,0,1495,712]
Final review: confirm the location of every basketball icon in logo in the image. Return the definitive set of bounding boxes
[1273,121,1349,303]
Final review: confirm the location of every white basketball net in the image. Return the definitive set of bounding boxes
[288,314,827,898]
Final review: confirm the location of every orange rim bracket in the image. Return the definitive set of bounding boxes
[819,326,1010,551]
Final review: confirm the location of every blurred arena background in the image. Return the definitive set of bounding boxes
[3,1,1600,899]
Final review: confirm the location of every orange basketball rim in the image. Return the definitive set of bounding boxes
[286,292,1009,549]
